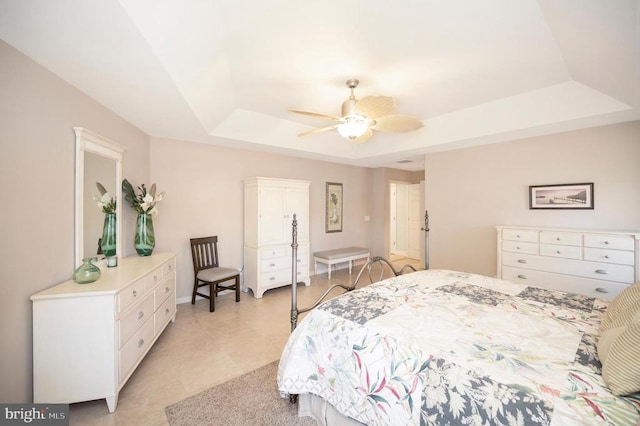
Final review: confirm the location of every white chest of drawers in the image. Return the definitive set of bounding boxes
[496,226,640,299]
[244,177,311,298]
[31,253,176,412]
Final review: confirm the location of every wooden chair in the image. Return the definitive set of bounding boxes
[190,236,240,312]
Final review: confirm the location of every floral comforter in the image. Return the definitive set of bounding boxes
[277,270,640,425]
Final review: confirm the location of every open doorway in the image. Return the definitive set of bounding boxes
[390,181,424,265]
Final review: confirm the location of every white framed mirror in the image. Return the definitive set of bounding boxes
[74,127,126,268]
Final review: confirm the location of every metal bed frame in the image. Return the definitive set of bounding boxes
[289,210,429,332]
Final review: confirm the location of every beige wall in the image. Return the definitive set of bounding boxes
[150,137,381,301]
[0,40,150,402]
[424,121,640,277]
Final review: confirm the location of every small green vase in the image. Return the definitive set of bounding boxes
[135,213,155,256]
[73,257,101,284]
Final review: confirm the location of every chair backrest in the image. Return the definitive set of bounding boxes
[190,236,220,274]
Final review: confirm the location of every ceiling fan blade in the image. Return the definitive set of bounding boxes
[354,96,396,119]
[298,124,341,137]
[352,128,373,143]
[372,115,424,133]
[289,108,342,121]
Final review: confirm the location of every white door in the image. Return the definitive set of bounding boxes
[390,184,397,254]
[395,184,409,257]
[408,183,422,260]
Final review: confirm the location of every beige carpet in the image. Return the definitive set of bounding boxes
[165,360,316,425]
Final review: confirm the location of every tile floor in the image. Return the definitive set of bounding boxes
[68,257,422,425]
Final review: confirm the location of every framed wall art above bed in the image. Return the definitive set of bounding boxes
[326,182,343,233]
[529,182,594,209]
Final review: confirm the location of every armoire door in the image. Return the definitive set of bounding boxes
[259,186,287,245]
[287,186,309,241]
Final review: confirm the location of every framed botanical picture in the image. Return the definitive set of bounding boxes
[325,182,343,232]
[529,183,594,209]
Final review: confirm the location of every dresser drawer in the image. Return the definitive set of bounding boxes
[502,229,538,243]
[584,234,635,251]
[161,258,176,277]
[144,266,164,292]
[261,252,308,271]
[502,252,635,284]
[261,246,288,259]
[540,231,582,246]
[502,266,626,300]
[260,268,291,286]
[119,317,154,383]
[154,276,175,308]
[119,293,154,348]
[289,244,309,257]
[539,243,582,260]
[155,293,176,336]
[261,256,289,272]
[502,240,538,255]
[584,247,635,266]
[117,279,145,314]
[260,265,308,287]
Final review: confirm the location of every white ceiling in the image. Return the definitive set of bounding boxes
[1,0,638,171]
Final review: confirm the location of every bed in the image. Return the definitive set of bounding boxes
[277,217,640,425]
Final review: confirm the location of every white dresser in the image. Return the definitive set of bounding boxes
[496,226,640,299]
[244,177,310,298]
[31,253,176,412]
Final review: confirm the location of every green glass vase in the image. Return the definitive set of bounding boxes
[73,257,101,284]
[135,213,155,256]
[101,213,117,264]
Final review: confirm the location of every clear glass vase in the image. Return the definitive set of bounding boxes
[101,213,117,264]
[135,213,155,256]
[73,257,101,284]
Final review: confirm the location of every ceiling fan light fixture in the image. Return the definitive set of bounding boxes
[338,114,369,140]
[291,78,421,142]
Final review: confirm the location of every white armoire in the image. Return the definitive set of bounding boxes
[244,177,310,298]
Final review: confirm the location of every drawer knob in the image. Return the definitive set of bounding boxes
[517,274,527,279]
[165,308,170,315]
[556,237,560,241]
[595,269,608,275]
[595,287,609,293]
[138,339,144,348]
[516,246,520,250]
[154,275,158,282]
[168,265,173,270]
[517,259,527,264]
[516,234,521,238]
[132,290,137,297]
[270,263,276,267]
[269,277,275,281]
[138,311,144,320]
[556,250,561,254]
[604,241,609,245]
[165,287,170,293]
[604,255,609,259]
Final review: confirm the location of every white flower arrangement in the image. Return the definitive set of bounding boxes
[94,182,116,214]
[122,179,164,215]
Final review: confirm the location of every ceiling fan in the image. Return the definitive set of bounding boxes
[290,79,423,143]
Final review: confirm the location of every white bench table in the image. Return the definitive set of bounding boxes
[313,247,370,279]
